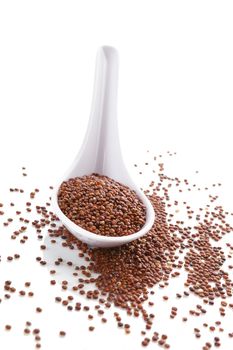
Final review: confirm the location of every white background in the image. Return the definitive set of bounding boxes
[0,1,233,349]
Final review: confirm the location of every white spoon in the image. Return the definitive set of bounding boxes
[52,46,155,248]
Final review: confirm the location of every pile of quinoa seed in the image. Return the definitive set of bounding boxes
[57,173,146,237]
[1,153,233,350]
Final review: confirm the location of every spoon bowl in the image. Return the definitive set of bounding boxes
[52,46,155,248]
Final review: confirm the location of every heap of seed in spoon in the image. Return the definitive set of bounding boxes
[57,173,146,237]
[1,154,233,350]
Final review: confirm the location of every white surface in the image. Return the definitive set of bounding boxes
[52,46,155,247]
[0,1,233,350]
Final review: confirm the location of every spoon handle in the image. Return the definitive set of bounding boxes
[90,46,121,174]
[68,46,127,180]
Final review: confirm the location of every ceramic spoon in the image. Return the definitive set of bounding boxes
[52,46,155,248]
